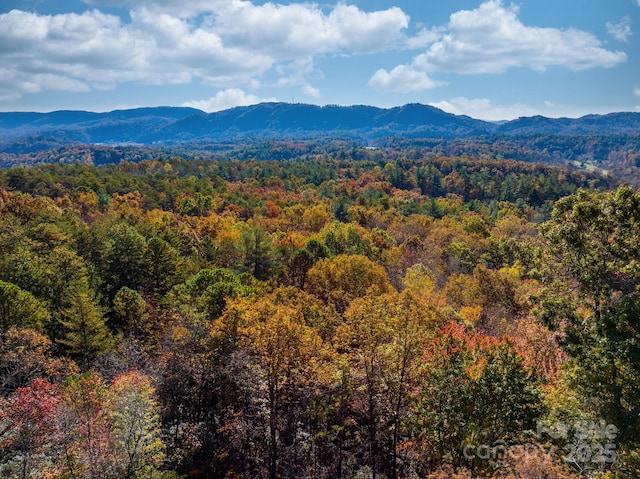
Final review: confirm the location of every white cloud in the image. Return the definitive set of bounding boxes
[404,27,443,49]
[212,2,408,57]
[302,85,321,98]
[429,97,538,121]
[326,4,409,54]
[634,86,640,97]
[83,0,226,18]
[421,0,626,74]
[371,0,627,93]
[274,58,319,90]
[429,96,607,121]
[83,0,410,52]
[606,16,632,42]
[369,65,443,93]
[0,2,409,101]
[430,97,492,114]
[0,9,151,100]
[182,89,276,112]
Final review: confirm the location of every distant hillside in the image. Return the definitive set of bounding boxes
[0,107,203,152]
[150,103,486,142]
[0,103,494,147]
[496,112,640,135]
[1,103,640,184]
[1,102,639,149]
[0,106,202,131]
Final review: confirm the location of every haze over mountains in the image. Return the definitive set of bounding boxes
[1,103,639,149]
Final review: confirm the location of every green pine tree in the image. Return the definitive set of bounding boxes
[0,280,49,332]
[58,291,116,361]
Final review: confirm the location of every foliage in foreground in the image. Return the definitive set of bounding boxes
[0,151,637,478]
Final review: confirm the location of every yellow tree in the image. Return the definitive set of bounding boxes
[337,289,442,478]
[238,296,324,479]
[108,371,165,479]
[305,254,393,314]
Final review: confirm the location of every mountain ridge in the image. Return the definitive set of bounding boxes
[1,102,639,150]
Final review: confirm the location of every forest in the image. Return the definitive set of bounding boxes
[0,145,638,479]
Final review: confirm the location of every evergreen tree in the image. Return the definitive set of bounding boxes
[145,236,183,296]
[58,292,116,362]
[112,286,147,335]
[102,223,148,297]
[240,225,277,281]
[0,280,49,332]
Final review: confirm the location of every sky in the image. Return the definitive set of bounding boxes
[1,0,639,120]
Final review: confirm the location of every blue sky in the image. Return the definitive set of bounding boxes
[1,0,639,119]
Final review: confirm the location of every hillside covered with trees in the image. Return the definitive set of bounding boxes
[0,147,638,478]
[2,104,640,187]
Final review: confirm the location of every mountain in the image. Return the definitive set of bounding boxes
[0,106,201,131]
[143,103,491,143]
[0,107,203,150]
[1,103,639,152]
[496,112,640,135]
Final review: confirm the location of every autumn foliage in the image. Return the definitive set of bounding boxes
[0,147,636,478]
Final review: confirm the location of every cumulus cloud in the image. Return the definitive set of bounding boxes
[634,86,640,97]
[429,96,602,121]
[369,65,443,93]
[326,4,409,54]
[404,27,443,49]
[182,89,276,112]
[84,0,411,48]
[371,0,626,93]
[211,2,408,57]
[430,97,492,115]
[428,97,540,121]
[0,2,409,101]
[0,9,150,100]
[606,16,632,42]
[421,0,626,74]
[302,85,321,98]
[83,0,226,18]
[274,58,320,91]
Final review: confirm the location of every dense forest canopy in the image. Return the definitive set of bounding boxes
[0,146,638,478]
[2,134,640,186]
[2,104,640,188]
